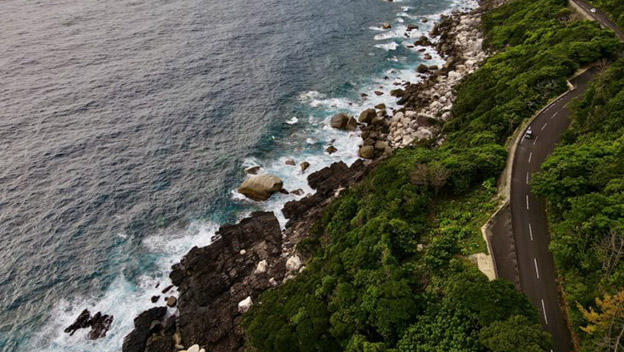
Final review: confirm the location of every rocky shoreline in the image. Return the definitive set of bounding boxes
[116,3,491,352]
[355,8,488,156]
[121,160,379,352]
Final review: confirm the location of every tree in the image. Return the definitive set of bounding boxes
[479,315,552,352]
[579,291,624,351]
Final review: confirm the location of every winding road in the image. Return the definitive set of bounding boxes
[498,1,623,351]
[511,68,596,352]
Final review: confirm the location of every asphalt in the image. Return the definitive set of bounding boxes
[488,2,624,351]
[510,67,598,352]
[571,0,624,41]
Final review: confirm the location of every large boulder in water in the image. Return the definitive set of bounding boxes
[330,113,357,131]
[237,175,283,201]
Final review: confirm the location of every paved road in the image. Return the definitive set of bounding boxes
[504,2,624,351]
[571,0,624,40]
[511,67,597,352]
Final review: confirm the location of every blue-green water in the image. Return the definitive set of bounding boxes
[0,0,476,350]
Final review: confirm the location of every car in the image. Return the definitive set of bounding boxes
[591,7,597,13]
[524,127,534,139]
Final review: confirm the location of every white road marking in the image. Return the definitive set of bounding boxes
[541,122,548,130]
[529,223,533,241]
[551,112,558,119]
[526,172,530,184]
[528,152,533,163]
[534,258,540,279]
[541,299,549,324]
[526,195,530,210]
[533,136,538,145]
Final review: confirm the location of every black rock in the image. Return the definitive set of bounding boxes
[122,307,167,352]
[64,309,91,336]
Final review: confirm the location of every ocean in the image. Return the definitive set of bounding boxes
[0,0,476,350]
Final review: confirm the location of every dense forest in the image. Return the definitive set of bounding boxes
[243,0,622,350]
[532,59,624,351]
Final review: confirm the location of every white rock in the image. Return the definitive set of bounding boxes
[414,128,433,140]
[269,277,277,286]
[199,349,206,352]
[238,296,253,314]
[188,345,200,352]
[448,71,462,80]
[254,260,267,274]
[239,249,246,255]
[473,38,484,51]
[286,255,302,272]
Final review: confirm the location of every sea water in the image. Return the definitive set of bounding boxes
[0,0,477,350]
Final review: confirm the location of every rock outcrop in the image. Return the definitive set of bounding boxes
[64,309,113,340]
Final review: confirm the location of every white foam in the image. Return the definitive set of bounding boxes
[30,221,218,352]
[285,116,299,125]
[374,42,399,51]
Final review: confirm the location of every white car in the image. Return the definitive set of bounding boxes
[591,8,597,13]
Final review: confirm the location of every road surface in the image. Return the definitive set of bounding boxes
[510,67,597,352]
[571,0,624,40]
[500,2,624,351]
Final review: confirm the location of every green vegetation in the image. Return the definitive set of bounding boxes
[589,0,624,28]
[532,59,624,351]
[244,0,622,350]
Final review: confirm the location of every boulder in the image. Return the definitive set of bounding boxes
[285,159,296,166]
[417,64,429,74]
[286,256,302,272]
[423,53,432,60]
[330,113,357,131]
[359,145,375,159]
[382,22,391,29]
[406,24,419,31]
[161,285,173,294]
[374,91,384,96]
[325,145,338,154]
[188,344,201,352]
[238,297,253,314]
[166,296,177,308]
[374,140,389,151]
[237,175,284,201]
[374,103,386,110]
[300,161,310,172]
[245,166,260,175]
[254,260,267,274]
[390,89,405,97]
[358,108,377,124]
